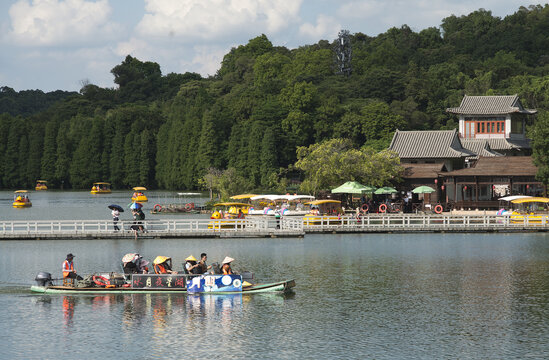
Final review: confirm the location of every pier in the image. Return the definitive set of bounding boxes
[0,214,548,240]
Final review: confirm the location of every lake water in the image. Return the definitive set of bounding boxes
[1,191,549,359]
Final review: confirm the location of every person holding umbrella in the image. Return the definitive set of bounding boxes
[129,202,145,239]
[108,204,124,232]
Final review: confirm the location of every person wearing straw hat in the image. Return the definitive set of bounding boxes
[184,255,200,274]
[221,256,234,275]
[153,256,177,274]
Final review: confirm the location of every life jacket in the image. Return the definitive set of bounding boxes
[221,264,233,275]
[154,263,170,274]
[62,260,74,278]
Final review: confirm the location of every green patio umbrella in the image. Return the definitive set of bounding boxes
[331,181,376,194]
[412,185,435,194]
[374,186,398,195]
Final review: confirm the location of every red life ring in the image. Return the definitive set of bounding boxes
[434,204,443,214]
[153,204,162,212]
[92,275,109,287]
[361,204,369,212]
[379,204,387,213]
[185,203,192,211]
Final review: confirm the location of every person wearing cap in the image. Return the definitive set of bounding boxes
[62,254,83,280]
[185,255,200,274]
[153,256,177,274]
[220,256,234,275]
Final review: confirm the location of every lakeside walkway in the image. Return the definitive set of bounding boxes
[0,214,548,240]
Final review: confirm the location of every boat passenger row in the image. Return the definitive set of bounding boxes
[31,252,295,294]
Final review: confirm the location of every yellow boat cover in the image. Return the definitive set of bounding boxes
[305,199,341,205]
[511,197,549,204]
[214,202,252,207]
[230,194,257,200]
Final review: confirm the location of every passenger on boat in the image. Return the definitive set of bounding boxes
[197,253,212,274]
[221,256,234,275]
[184,255,200,274]
[62,253,83,280]
[122,253,149,274]
[153,256,177,274]
[237,209,245,219]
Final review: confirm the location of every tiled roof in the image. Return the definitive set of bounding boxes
[460,139,502,158]
[444,156,538,176]
[446,95,537,115]
[485,138,531,151]
[402,163,446,179]
[389,130,475,159]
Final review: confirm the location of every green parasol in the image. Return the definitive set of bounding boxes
[331,181,376,194]
[412,185,435,194]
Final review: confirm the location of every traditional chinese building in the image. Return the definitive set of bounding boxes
[446,94,536,155]
[389,129,474,204]
[388,95,540,210]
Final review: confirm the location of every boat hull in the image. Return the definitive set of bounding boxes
[132,195,148,202]
[30,279,295,295]
[13,201,32,208]
[91,190,111,194]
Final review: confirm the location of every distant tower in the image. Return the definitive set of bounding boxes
[335,30,352,76]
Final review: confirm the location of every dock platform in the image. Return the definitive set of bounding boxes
[0,214,547,240]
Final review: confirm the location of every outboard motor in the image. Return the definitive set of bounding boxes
[35,272,53,287]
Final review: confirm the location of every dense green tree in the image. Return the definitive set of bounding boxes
[295,138,402,195]
[41,121,58,186]
[26,122,44,185]
[529,110,549,191]
[55,121,71,188]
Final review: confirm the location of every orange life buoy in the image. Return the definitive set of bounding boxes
[379,204,387,213]
[185,203,192,211]
[153,204,162,212]
[361,204,369,212]
[92,275,109,287]
[434,204,443,214]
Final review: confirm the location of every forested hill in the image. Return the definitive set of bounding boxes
[2,5,549,191]
[0,87,77,117]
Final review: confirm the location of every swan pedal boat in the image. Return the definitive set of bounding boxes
[31,273,295,295]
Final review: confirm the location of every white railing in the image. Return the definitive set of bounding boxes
[0,218,283,234]
[0,214,547,236]
[302,214,549,230]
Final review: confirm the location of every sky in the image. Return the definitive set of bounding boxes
[0,0,535,92]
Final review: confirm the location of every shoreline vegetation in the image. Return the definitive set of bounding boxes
[2,5,549,193]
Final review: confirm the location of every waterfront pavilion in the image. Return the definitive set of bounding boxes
[442,156,543,210]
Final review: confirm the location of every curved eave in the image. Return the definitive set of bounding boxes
[446,108,537,115]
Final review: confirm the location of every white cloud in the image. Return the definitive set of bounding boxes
[335,0,528,35]
[136,0,303,42]
[7,0,120,46]
[188,45,231,76]
[299,14,341,41]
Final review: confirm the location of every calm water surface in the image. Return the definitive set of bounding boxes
[1,192,549,359]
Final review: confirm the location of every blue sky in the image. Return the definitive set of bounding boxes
[0,0,533,92]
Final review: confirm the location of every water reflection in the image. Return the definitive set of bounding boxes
[9,233,549,359]
[62,296,75,327]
